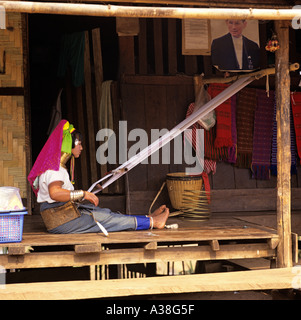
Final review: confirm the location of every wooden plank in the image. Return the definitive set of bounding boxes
[144,85,169,191]
[211,188,277,212]
[22,13,32,213]
[92,28,103,107]
[74,243,102,254]
[0,243,276,270]
[167,19,177,75]
[118,36,135,75]
[0,225,278,248]
[8,246,27,255]
[76,86,89,190]
[185,55,198,75]
[0,268,294,300]
[121,83,147,193]
[212,162,235,189]
[267,238,279,250]
[211,188,301,213]
[153,18,163,75]
[209,240,220,251]
[92,28,106,192]
[109,82,124,194]
[275,20,292,268]
[138,18,147,74]
[144,242,157,250]
[84,31,98,184]
[122,74,193,86]
[291,233,299,264]
[227,258,271,270]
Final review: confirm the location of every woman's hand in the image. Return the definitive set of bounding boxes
[83,191,99,206]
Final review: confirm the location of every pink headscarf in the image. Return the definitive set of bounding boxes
[28,119,68,196]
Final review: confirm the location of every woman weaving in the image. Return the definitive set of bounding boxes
[28,120,169,234]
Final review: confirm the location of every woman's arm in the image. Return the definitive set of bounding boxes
[48,181,99,206]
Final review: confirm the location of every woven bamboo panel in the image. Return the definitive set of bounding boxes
[0,96,26,197]
[0,12,23,87]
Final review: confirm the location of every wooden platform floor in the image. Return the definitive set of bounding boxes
[1,214,279,247]
[0,215,280,270]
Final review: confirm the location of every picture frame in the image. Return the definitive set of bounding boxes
[182,19,211,56]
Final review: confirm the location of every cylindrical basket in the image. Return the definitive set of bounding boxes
[166,172,203,210]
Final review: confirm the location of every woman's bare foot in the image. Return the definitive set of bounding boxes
[152,207,169,229]
[149,205,166,218]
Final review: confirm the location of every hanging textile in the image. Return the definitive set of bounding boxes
[203,125,228,161]
[228,94,237,164]
[270,100,297,176]
[291,92,301,164]
[236,87,256,168]
[251,89,275,180]
[207,83,233,148]
[57,31,85,87]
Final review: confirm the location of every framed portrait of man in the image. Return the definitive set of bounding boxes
[210,20,260,72]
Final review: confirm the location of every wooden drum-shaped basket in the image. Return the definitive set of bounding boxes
[166,172,203,210]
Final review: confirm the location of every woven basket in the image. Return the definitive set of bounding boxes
[166,172,203,210]
[179,189,210,220]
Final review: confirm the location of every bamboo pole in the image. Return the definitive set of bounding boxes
[275,20,292,268]
[0,1,301,20]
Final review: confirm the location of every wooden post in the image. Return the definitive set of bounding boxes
[275,20,292,268]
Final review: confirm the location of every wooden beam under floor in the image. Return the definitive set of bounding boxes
[0,268,295,300]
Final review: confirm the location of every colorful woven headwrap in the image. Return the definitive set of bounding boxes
[61,122,75,154]
[28,119,76,196]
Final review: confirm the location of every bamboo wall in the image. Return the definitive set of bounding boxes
[0,13,24,87]
[0,13,27,198]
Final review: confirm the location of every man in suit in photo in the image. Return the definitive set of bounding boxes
[211,19,260,71]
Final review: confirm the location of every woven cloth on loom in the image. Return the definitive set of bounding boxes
[251,89,275,180]
[270,100,297,176]
[228,94,237,163]
[291,92,301,164]
[207,83,233,148]
[186,102,216,175]
[236,87,256,168]
[185,102,214,202]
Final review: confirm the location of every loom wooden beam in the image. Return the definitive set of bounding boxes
[275,20,292,268]
[0,1,301,20]
[194,63,299,90]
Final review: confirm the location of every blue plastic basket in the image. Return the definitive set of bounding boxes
[0,210,27,243]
